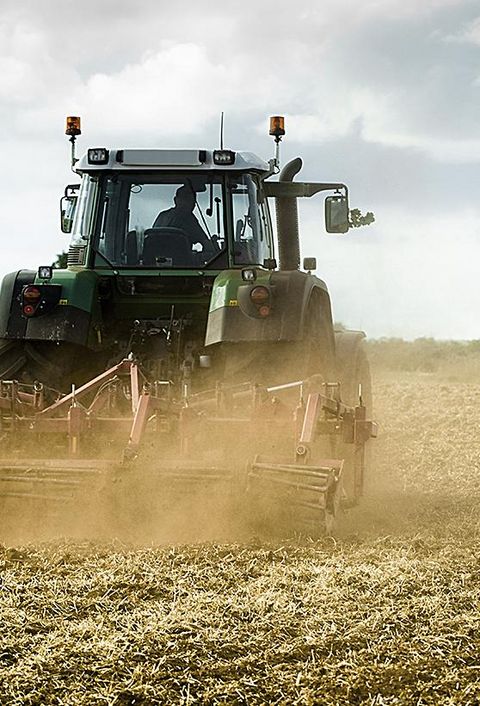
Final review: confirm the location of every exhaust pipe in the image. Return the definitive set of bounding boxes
[276,157,302,271]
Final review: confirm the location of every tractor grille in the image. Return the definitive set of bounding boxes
[67,245,86,266]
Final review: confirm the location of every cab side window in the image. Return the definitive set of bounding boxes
[231,175,272,266]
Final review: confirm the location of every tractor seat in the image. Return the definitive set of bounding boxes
[142,227,193,267]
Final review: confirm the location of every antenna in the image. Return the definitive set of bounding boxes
[219,111,225,149]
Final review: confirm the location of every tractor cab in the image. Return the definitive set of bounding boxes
[63,147,275,273]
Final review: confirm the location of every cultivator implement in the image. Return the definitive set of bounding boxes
[0,360,376,536]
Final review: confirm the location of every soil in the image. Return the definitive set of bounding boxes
[0,364,479,705]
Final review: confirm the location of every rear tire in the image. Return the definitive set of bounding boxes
[0,339,104,394]
[0,340,28,379]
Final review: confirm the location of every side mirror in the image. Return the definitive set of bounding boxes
[60,184,80,234]
[325,195,349,234]
[60,195,77,233]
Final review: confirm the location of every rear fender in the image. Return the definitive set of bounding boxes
[0,269,101,348]
[0,270,36,339]
[205,269,335,346]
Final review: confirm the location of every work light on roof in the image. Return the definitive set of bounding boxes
[88,148,109,165]
[213,150,236,165]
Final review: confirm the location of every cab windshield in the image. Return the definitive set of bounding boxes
[91,172,272,269]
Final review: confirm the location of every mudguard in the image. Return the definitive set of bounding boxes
[0,269,100,348]
[0,270,36,339]
[205,269,335,346]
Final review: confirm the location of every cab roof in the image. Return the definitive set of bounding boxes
[76,148,270,173]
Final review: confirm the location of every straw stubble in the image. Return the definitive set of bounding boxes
[1,362,479,705]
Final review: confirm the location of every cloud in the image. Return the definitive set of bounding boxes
[443,14,480,43]
[72,43,285,143]
[353,87,480,163]
[0,23,53,106]
[3,0,480,159]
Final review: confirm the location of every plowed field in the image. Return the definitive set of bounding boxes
[1,369,479,705]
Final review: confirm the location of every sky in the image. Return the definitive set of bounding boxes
[1,0,479,339]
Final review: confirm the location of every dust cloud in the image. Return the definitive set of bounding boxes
[1,345,479,547]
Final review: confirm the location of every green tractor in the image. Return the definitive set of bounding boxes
[0,116,376,537]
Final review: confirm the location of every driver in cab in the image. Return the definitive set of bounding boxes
[154,185,215,257]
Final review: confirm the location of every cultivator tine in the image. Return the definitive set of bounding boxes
[126,393,152,456]
[130,362,140,413]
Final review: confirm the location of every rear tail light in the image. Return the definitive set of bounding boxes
[22,286,42,317]
[250,286,269,304]
[21,283,62,318]
[250,285,271,317]
[23,286,42,302]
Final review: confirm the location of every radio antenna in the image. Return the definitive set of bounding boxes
[219,111,225,149]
